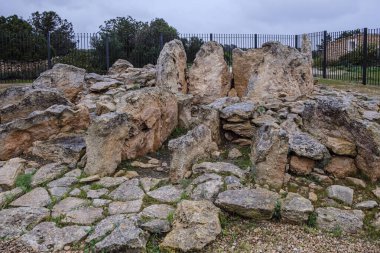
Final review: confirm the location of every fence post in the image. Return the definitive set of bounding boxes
[210,33,213,41]
[295,35,299,49]
[159,33,164,50]
[47,32,52,69]
[323,30,327,78]
[362,28,368,85]
[105,34,110,70]
[254,34,258,49]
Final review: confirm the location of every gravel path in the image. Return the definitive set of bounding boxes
[205,217,380,253]
[0,240,35,253]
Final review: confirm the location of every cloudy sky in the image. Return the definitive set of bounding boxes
[1,0,379,34]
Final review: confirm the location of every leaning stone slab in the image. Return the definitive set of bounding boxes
[281,193,314,224]
[326,185,354,205]
[0,207,50,239]
[316,207,364,233]
[0,157,26,189]
[160,200,221,252]
[19,222,89,252]
[215,188,280,220]
[10,187,51,208]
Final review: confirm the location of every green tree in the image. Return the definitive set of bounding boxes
[181,37,204,63]
[92,16,178,67]
[29,11,75,56]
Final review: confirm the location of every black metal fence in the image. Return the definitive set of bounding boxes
[1,28,380,85]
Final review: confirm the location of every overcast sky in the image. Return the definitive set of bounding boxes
[1,0,379,34]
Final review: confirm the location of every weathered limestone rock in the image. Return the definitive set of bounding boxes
[108,200,143,215]
[281,193,314,224]
[301,95,380,181]
[327,185,354,205]
[0,207,50,238]
[188,41,230,104]
[373,187,380,199]
[192,162,247,179]
[223,121,255,138]
[110,64,156,88]
[215,188,280,220]
[156,39,187,93]
[228,148,243,159]
[107,59,133,75]
[140,204,175,220]
[31,163,67,187]
[220,101,255,121]
[0,157,26,189]
[89,80,121,92]
[97,177,127,188]
[95,216,149,252]
[85,88,178,176]
[325,136,357,156]
[147,185,184,203]
[0,105,89,161]
[30,134,86,165]
[10,187,51,207]
[141,219,171,233]
[47,176,78,188]
[169,124,218,183]
[109,179,145,201]
[232,39,313,101]
[19,222,89,252]
[289,156,315,176]
[288,131,330,161]
[160,200,221,252]
[0,187,24,208]
[355,200,378,210]
[32,63,86,102]
[316,207,364,233]
[0,87,70,124]
[325,156,357,178]
[251,125,288,189]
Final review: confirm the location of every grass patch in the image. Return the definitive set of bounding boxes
[167,211,175,224]
[146,234,162,253]
[143,195,161,207]
[329,226,343,237]
[272,200,282,221]
[179,178,192,189]
[168,126,187,140]
[232,146,252,170]
[307,212,317,228]
[46,214,65,227]
[90,183,103,190]
[15,173,32,192]
[363,209,380,241]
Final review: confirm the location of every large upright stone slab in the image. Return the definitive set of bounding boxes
[169,124,218,183]
[188,41,230,104]
[156,39,187,93]
[232,38,313,101]
[85,87,178,176]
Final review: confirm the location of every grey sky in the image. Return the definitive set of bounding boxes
[1,0,379,34]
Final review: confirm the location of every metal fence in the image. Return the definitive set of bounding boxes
[1,28,380,85]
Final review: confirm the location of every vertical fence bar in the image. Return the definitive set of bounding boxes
[362,28,368,85]
[254,34,258,48]
[210,33,213,42]
[323,30,327,78]
[47,32,52,69]
[295,34,299,49]
[105,34,110,70]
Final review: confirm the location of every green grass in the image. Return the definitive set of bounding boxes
[329,226,343,237]
[167,211,175,224]
[307,212,318,228]
[232,146,252,170]
[90,183,104,190]
[272,200,282,221]
[363,209,380,241]
[146,234,162,253]
[15,173,33,192]
[168,126,188,140]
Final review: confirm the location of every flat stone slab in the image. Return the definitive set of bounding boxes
[147,185,184,203]
[48,187,70,198]
[354,200,378,210]
[141,219,171,233]
[31,163,66,187]
[220,102,255,120]
[87,188,109,199]
[316,207,364,233]
[0,187,23,207]
[0,207,50,239]
[190,179,224,201]
[92,199,112,207]
[95,216,149,252]
[52,197,89,218]
[86,214,129,242]
[192,162,247,179]
[140,177,167,192]
[140,204,175,220]
[61,206,104,225]
[281,193,314,223]
[96,177,127,188]
[47,176,78,188]
[215,188,280,220]
[108,200,142,215]
[10,187,51,207]
[19,222,89,252]
[109,179,145,201]
[327,185,354,205]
